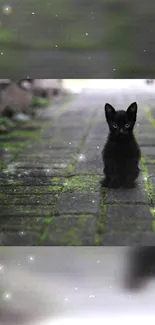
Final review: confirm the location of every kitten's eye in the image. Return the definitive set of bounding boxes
[112,123,117,128]
[125,124,130,128]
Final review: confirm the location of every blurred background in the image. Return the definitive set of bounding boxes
[0,78,155,133]
[1,247,155,325]
[0,0,155,77]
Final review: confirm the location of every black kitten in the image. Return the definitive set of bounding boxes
[125,247,155,290]
[100,102,141,189]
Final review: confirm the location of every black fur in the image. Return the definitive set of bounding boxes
[126,247,155,290]
[100,102,141,189]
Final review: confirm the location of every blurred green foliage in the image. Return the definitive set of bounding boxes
[31,96,51,107]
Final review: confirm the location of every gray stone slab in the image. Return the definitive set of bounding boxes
[141,146,155,159]
[138,135,155,146]
[1,167,69,177]
[77,149,102,161]
[41,215,96,246]
[150,108,155,119]
[136,123,154,131]
[84,139,104,148]
[55,193,100,215]
[13,157,71,164]
[105,205,153,232]
[0,185,62,195]
[75,163,103,175]
[17,150,76,159]
[147,165,155,204]
[35,142,80,150]
[0,176,63,186]
[0,213,51,245]
[0,231,40,246]
[25,148,78,157]
[103,231,155,246]
[0,206,52,217]
[9,162,69,170]
[147,165,155,177]
[0,194,56,205]
[42,128,86,140]
[105,181,148,204]
[0,137,28,143]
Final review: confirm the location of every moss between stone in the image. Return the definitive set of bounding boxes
[0,112,56,171]
[38,193,59,241]
[141,157,155,232]
[44,217,52,224]
[150,207,155,217]
[145,106,155,128]
[0,185,64,195]
[66,113,97,175]
[135,127,155,229]
[38,175,101,242]
[0,140,32,171]
[56,228,82,246]
[95,188,107,245]
[150,207,155,232]
[61,175,101,193]
[141,156,154,206]
[40,214,94,246]
[0,142,27,150]
[144,159,155,165]
[39,217,53,241]
[152,220,155,232]
[24,209,52,216]
[11,130,40,138]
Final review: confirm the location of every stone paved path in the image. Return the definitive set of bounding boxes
[0,89,155,246]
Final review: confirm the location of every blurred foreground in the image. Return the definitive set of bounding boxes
[1,247,155,325]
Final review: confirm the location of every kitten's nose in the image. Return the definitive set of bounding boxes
[120,129,124,133]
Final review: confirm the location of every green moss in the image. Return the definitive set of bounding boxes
[67,162,75,174]
[150,207,155,217]
[44,217,52,224]
[59,228,82,246]
[40,214,94,246]
[0,114,49,170]
[144,159,155,165]
[48,185,64,194]
[0,28,29,50]
[0,185,63,195]
[61,175,101,193]
[135,125,154,211]
[0,141,27,150]
[145,106,155,127]
[94,234,102,245]
[141,157,154,206]
[38,193,60,241]
[95,188,107,245]
[152,220,155,232]
[11,130,40,138]
[31,96,51,107]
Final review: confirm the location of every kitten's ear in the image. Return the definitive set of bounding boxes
[126,102,137,120]
[105,103,116,121]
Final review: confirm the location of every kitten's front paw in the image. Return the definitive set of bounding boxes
[108,180,121,189]
[100,178,121,189]
[122,181,136,189]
